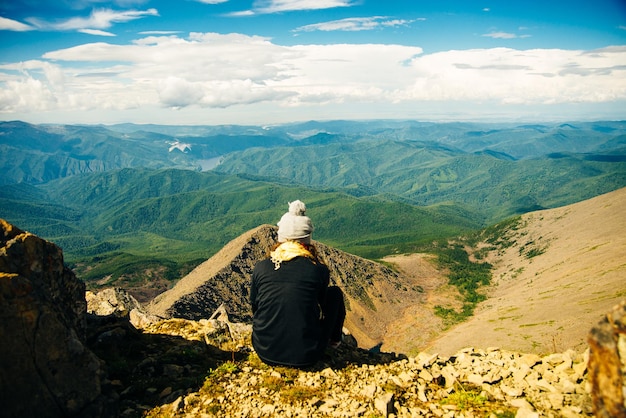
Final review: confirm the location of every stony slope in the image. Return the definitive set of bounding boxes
[421,186,626,356]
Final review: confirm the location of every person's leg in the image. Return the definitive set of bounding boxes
[321,286,346,345]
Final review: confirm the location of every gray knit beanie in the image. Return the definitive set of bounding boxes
[277,200,314,243]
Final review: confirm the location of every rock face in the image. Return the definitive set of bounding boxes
[147,224,278,322]
[146,224,421,348]
[588,300,626,418]
[0,219,109,418]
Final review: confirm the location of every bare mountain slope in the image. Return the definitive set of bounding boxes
[422,186,626,356]
[147,225,275,323]
[146,224,426,349]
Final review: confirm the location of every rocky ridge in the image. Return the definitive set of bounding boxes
[91,287,625,418]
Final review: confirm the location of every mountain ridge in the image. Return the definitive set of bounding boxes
[145,223,424,349]
[2,119,625,307]
[3,119,626,185]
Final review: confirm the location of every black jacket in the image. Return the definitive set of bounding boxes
[250,256,330,367]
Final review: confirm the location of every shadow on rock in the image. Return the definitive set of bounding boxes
[86,314,250,418]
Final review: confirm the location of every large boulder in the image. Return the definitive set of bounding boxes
[588,299,626,418]
[0,219,111,418]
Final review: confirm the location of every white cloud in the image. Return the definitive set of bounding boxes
[0,16,35,31]
[79,28,116,36]
[226,10,256,17]
[401,47,626,104]
[254,0,355,13]
[0,33,624,124]
[294,17,415,33]
[193,0,229,4]
[483,31,518,39]
[159,77,205,107]
[139,30,182,35]
[26,8,158,31]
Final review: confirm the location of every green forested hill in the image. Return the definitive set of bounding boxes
[0,121,289,184]
[214,141,626,222]
[1,168,481,290]
[3,120,625,185]
[2,119,626,293]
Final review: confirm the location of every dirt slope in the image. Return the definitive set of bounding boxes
[388,187,626,356]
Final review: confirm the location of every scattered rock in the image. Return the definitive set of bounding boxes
[148,344,594,417]
[87,287,144,317]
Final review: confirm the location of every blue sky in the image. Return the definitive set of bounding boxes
[1,0,625,125]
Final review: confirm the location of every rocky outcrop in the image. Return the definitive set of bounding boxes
[86,287,144,318]
[0,219,112,418]
[106,290,599,418]
[588,300,626,418]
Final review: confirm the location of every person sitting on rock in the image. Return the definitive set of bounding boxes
[250,200,346,368]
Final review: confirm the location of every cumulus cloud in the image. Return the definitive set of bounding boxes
[0,33,625,120]
[294,16,416,33]
[158,77,205,107]
[401,47,626,104]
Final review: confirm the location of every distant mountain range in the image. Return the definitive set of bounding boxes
[1,119,625,290]
[214,139,626,222]
[2,119,625,186]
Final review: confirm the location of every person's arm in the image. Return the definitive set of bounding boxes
[250,267,259,314]
[318,265,331,304]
